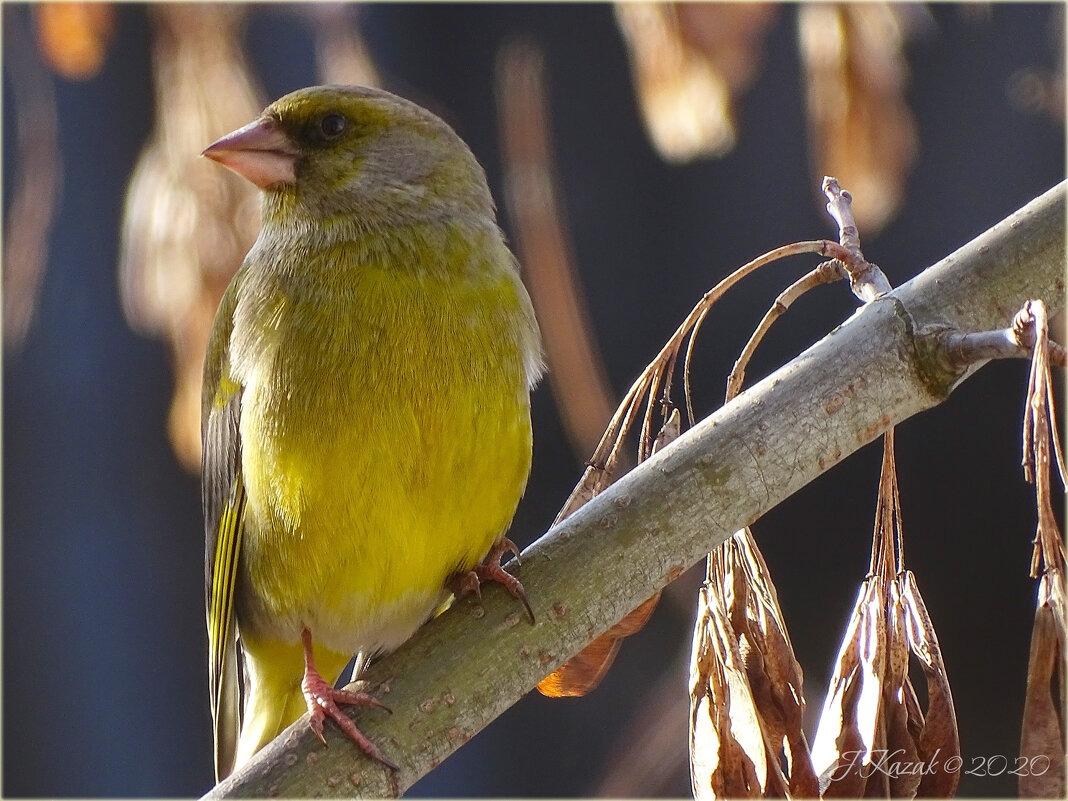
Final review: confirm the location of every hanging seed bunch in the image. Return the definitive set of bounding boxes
[614,2,776,162]
[690,526,819,799]
[1018,300,1067,798]
[118,4,264,471]
[808,430,959,798]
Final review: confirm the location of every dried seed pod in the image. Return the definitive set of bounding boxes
[691,582,782,799]
[1020,578,1067,799]
[538,592,661,699]
[902,572,960,798]
[810,576,889,797]
[724,531,819,798]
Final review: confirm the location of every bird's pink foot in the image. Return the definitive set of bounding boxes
[448,538,534,622]
[300,629,398,770]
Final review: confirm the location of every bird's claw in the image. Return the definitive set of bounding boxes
[301,634,397,769]
[448,537,534,623]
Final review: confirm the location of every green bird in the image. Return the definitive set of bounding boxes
[201,84,543,780]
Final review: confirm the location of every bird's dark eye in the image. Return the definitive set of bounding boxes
[318,113,347,140]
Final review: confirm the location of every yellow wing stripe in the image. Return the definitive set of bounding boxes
[209,473,245,717]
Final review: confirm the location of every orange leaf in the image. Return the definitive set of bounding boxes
[536,592,660,698]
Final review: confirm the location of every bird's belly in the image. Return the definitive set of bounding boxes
[234,357,532,657]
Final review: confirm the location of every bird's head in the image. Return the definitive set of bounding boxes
[203,85,494,228]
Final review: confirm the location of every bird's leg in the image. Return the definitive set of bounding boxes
[447,537,534,622]
[300,628,398,769]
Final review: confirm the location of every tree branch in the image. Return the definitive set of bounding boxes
[205,180,1065,799]
[935,303,1068,368]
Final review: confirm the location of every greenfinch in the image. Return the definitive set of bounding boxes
[201,85,543,781]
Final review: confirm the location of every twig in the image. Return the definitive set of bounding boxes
[822,176,893,301]
[567,236,849,512]
[935,305,1068,369]
[1014,303,1068,369]
[726,259,847,401]
[678,238,850,425]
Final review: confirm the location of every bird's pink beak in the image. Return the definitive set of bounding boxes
[202,117,299,189]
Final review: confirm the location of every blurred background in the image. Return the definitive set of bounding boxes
[3,2,1064,797]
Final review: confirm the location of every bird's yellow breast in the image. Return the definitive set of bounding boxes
[231,231,535,655]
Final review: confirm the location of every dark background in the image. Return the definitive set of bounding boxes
[3,3,1064,797]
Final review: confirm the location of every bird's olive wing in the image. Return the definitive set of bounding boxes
[202,272,246,781]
